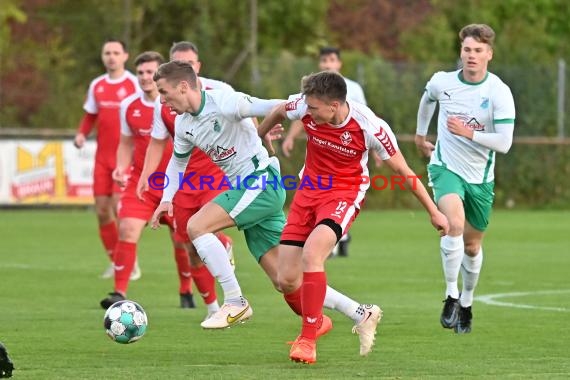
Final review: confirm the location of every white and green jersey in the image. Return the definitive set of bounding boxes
[169,90,273,190]
[425,70,515,183]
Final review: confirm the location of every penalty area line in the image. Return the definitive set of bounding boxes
[475,289,570,312]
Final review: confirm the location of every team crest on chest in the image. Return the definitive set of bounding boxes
[340,130,352,146]
[213,119,221,132]
[117,87,128,100]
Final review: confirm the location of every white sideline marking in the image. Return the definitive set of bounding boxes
[475,289,570,312]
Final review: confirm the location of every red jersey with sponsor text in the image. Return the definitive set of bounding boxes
[83,72,139,166]
[122,94,173,181]
[285,97,399,196]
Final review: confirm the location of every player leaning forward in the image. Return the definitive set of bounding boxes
[150,60,288,328]
[415,24,516,334]
[257,71,450,364]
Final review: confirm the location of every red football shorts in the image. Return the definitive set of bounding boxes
[118,180,174,229]
[172,189,222,242]
[281,190,362,243]
[93,160,121,196]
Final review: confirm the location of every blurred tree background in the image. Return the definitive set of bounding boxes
[1,0,569,208]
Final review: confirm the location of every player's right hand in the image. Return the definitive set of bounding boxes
[112,167,127,188]
[431,210,450,237]
[414,136,435,158]
[151,202,173,229]
[281,136,295,158]
[73,133,86,149]
[136,175,149,201]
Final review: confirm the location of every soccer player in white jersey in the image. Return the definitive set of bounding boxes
[150,61,387,336]
[258,71,449,364]
[415,24,516,334]
[138,41,237,317]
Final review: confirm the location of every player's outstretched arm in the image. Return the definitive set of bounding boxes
[258,103,288,141]
[385,150,449,236]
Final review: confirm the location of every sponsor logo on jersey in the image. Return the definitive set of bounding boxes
[311,135,357,157]
[374,127,396,156]
[285,97,302,111]
[465,117,485,131]
[340,131,352,146]
[132,108,142,118]
[207,145,237,163]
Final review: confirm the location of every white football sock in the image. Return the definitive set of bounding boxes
[440,235,464,299]
[206,301,220,314]
[323,286,361,323]
[460,248,483,307]
[192,233,243,305]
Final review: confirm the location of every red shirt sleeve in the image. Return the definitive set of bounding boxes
[78,112,97,135]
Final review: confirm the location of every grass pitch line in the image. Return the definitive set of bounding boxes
[475,289,570,312]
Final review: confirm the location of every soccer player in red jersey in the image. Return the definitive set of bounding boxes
[74,39,140,278]
[137,42,235,319]
[97,51,194,309]
[258,71,449,364]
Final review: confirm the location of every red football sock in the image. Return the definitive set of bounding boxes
[284,286,303,315]
[99,221,118,261]
[300,271,327,340]
[215,232,232,249]
[189,264,217,305]
[113,241,137,295]
[174,248,192,294]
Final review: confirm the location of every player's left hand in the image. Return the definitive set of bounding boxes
[263,124,284,155]
[150,201,173,229]
[431,210,450,236]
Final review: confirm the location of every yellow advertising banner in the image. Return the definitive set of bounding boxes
[0,140,96,205]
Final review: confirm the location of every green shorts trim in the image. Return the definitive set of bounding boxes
[427,164,494,231]
[213,165,286,262]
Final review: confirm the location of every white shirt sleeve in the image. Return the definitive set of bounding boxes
[83,80,98,114]
[364,117,400,160]
[119,98,132,136]
[284,94,306,121]
[151,98,170,140]
[472,81,516,154]
[218,91,283,120]
[416,91,437,136]
[472,123,514,154]
[345,78,367,105]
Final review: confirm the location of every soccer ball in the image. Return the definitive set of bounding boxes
[103,300,148,344]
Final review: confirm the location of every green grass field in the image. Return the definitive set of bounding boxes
[1,209,569,379]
